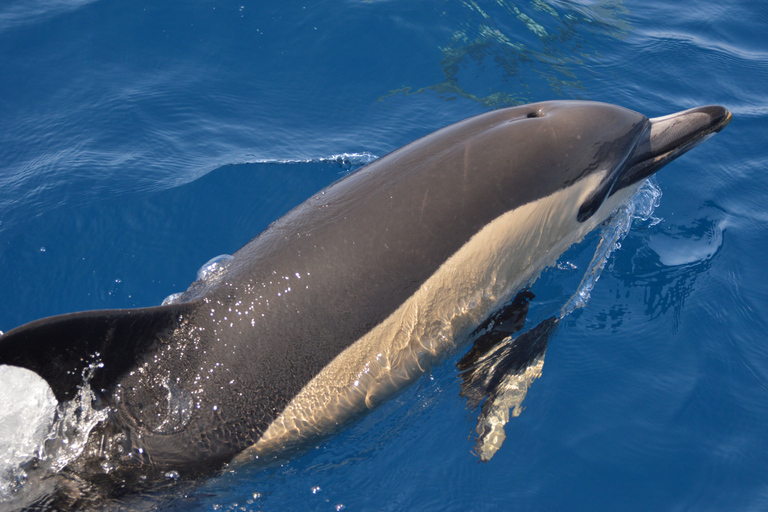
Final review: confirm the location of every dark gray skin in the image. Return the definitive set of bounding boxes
[0,101,731,497]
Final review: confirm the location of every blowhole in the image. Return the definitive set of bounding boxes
[527,110,544,118]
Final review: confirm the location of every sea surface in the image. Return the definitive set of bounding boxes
[1,0,766,510]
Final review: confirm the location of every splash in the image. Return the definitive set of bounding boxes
[0,362,109,504]
[0,366,57,497]
[561,178,662,317]
[42,363,110,474]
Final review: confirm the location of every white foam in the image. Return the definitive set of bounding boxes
[242,152,378,169]
[0,361,111,504]
[0,365,57,497]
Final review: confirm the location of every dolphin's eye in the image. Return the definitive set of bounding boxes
[526,110,544,118]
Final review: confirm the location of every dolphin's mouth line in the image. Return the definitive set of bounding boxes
[618,107,732,190]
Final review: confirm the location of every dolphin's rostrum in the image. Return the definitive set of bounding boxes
[0,101,731,504]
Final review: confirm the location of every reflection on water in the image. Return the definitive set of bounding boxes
[611,203,726,331]
[383,0,631,106]
[641,221,724,329]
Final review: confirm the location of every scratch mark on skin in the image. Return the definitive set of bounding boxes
[463,144,470,212]
[419,190,429,226]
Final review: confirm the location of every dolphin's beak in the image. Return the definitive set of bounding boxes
[618,105,732,189]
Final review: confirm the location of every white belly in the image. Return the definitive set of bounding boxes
[240,172,640,460]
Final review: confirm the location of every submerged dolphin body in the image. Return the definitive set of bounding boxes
[0,101,730,499]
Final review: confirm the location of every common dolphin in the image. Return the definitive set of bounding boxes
[0,101,731,503]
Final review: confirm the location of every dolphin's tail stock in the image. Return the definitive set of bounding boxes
[0,302,198,404]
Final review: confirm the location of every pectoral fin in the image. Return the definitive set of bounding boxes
[458,315,560,461]
[457,289,535,377]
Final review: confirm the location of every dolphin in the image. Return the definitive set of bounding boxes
[0,101,731,501]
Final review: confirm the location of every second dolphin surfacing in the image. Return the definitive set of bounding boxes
[0,101,731,500]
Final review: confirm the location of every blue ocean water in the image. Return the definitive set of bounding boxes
[1,0,766,510]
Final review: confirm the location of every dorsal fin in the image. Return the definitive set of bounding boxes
[0,302,198,402]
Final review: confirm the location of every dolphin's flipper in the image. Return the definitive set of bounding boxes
[458,315,560,461]
[458,314,558,409]
[0,302,198,403]
[457,289,535,381]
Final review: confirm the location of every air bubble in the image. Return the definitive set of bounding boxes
[162,292,184,305]
[197,254,235,281]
